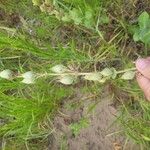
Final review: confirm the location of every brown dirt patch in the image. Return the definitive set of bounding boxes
[48,90,139,150]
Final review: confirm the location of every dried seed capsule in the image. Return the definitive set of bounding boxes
[51,64,67,73]
[111,68,117,79]
[121,71,135,80]
[59,75,75,85]
[0,69,13,80]
[21,78,34,84]
[100,68,113,77]
[84,73,102,81]
[22,71,35,84]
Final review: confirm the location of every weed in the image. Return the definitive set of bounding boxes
[69,118,89,137]
[0,81,72,139]
[0,64,136,86]
[34,0,109,32]
[119,100,150,149]
[60,135,68,150]
[1,0,150,149]
[133,11,150,46]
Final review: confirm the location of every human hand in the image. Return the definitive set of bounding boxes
[136,58,150,100]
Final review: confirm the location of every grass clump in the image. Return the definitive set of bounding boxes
[0,86,70,139]
[119,100,150,149]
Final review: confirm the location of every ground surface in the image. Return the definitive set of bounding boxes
[50,89,139,150]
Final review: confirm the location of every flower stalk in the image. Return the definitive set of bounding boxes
[0,65,137,85]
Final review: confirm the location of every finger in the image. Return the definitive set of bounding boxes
[136,73,150,101]
[147,57,150,60]
[136,58,150,79]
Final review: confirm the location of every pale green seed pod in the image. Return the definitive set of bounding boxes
[84,73,102,81]
[59,75,75,85]
[22,71,35,84]
[121,71,135,80]
[111,68,117,79]
[51,64,67,73]
[0,69,13,80]
[21,78,35,84]
[100,68,113,77]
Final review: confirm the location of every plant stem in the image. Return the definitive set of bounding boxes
[0,56,21,60]
[37,72,94,78]
[117,67,136,74]
[37,67,137,78]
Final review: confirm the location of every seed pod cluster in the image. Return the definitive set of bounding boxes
[0,65,136,85]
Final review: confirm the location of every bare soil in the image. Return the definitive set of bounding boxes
[48,89,139,150]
